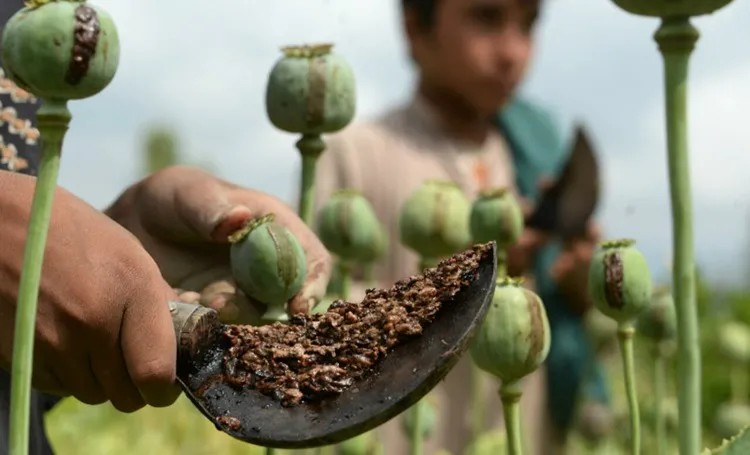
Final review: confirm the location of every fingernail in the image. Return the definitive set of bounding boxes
[210,206,253,241]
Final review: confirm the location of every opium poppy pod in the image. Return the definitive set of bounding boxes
[611,0,733,17]
[717,321,750,365]
[635,287,677,342]
[401,397,437,439]
[359,222,388,265]
[265,44,356,137]
[2,0,120,100]
[713,402,750,440]
[469,187,524,249]
[229,214,307,321]
[470,277,551,383]
[399,180,471,260]
[316,189,382,263]
[588,239,653,324]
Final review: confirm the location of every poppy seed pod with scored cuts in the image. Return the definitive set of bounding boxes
[588,239,653,324]
[2,0,120,100]
[229,213,307,322]
[265,43,356,138]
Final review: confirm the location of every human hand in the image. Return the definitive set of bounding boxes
[506,178,555,277]
[550,222,601,315]
[0,171,181,412]
[105,165,332,322]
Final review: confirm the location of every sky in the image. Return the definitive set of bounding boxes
[51,0,750,286]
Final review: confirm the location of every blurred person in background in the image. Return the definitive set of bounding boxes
[315,0,611,453]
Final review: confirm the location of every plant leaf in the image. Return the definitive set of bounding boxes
[705,424,750,453]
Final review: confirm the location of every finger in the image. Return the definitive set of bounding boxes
[517,196,536,218]
[550,254,574,281]
[50,352,107,406]
[200,280,237,297]
[537,175,556,192]
[588,223,603,242]
[30,360,68,398]
[90,340,146,413]
[288,252,332,315]
[139,166,250,242]
[517,229,547,250]
[210,292,263,325]
[209,206,254,242]
[120,282,181,408]
[178,291,201,304]
[199,280,262,324]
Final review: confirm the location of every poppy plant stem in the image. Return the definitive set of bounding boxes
[654,17,701,455]
[9,99,70,455]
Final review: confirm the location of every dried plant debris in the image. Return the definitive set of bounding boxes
[221,243,490,407]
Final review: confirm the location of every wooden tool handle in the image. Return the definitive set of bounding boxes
[169,300,221,362]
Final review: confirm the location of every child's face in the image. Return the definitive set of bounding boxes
[407,0,539,115]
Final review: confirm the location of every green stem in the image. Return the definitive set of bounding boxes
[469,364,485,443]
[499,380,523,455]
[406,257,438,455]
[409,399,424,455]
[296,134,326,226]
[337,261,351,300]
[654,17,701,455]
[652,344,666,455]
[617,325,640,455]
[9,99,70,455]
[496,249,508,280]
[730,362,748,404]
[265,448,277,455]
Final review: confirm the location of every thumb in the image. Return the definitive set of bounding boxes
[141,166,253,243]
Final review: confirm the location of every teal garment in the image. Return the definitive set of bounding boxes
[494,96,610,433]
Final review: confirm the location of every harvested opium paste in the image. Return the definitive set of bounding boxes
[222,243,490,407]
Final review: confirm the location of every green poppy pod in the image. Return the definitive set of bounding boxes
[265,43,356,136]
[611,0,733,18]
[585,309,619,353]
[399,180,471,260]
[469,187,524,249]
[635,286,677,342]
[312,295,336,315]
[718,321,750,365]
[713,402,750,440]
[229,214,307,321]
[401,397,437,439]
[464,430,508,455]
[470,277,551,383]
[2,1,120,100]
[359,223,389,265]
[588,239,653,324]
[316,189,382,263]
[339,431,376,455]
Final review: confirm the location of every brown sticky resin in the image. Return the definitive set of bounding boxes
[65,4,100,85]
[220,243,490,407]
